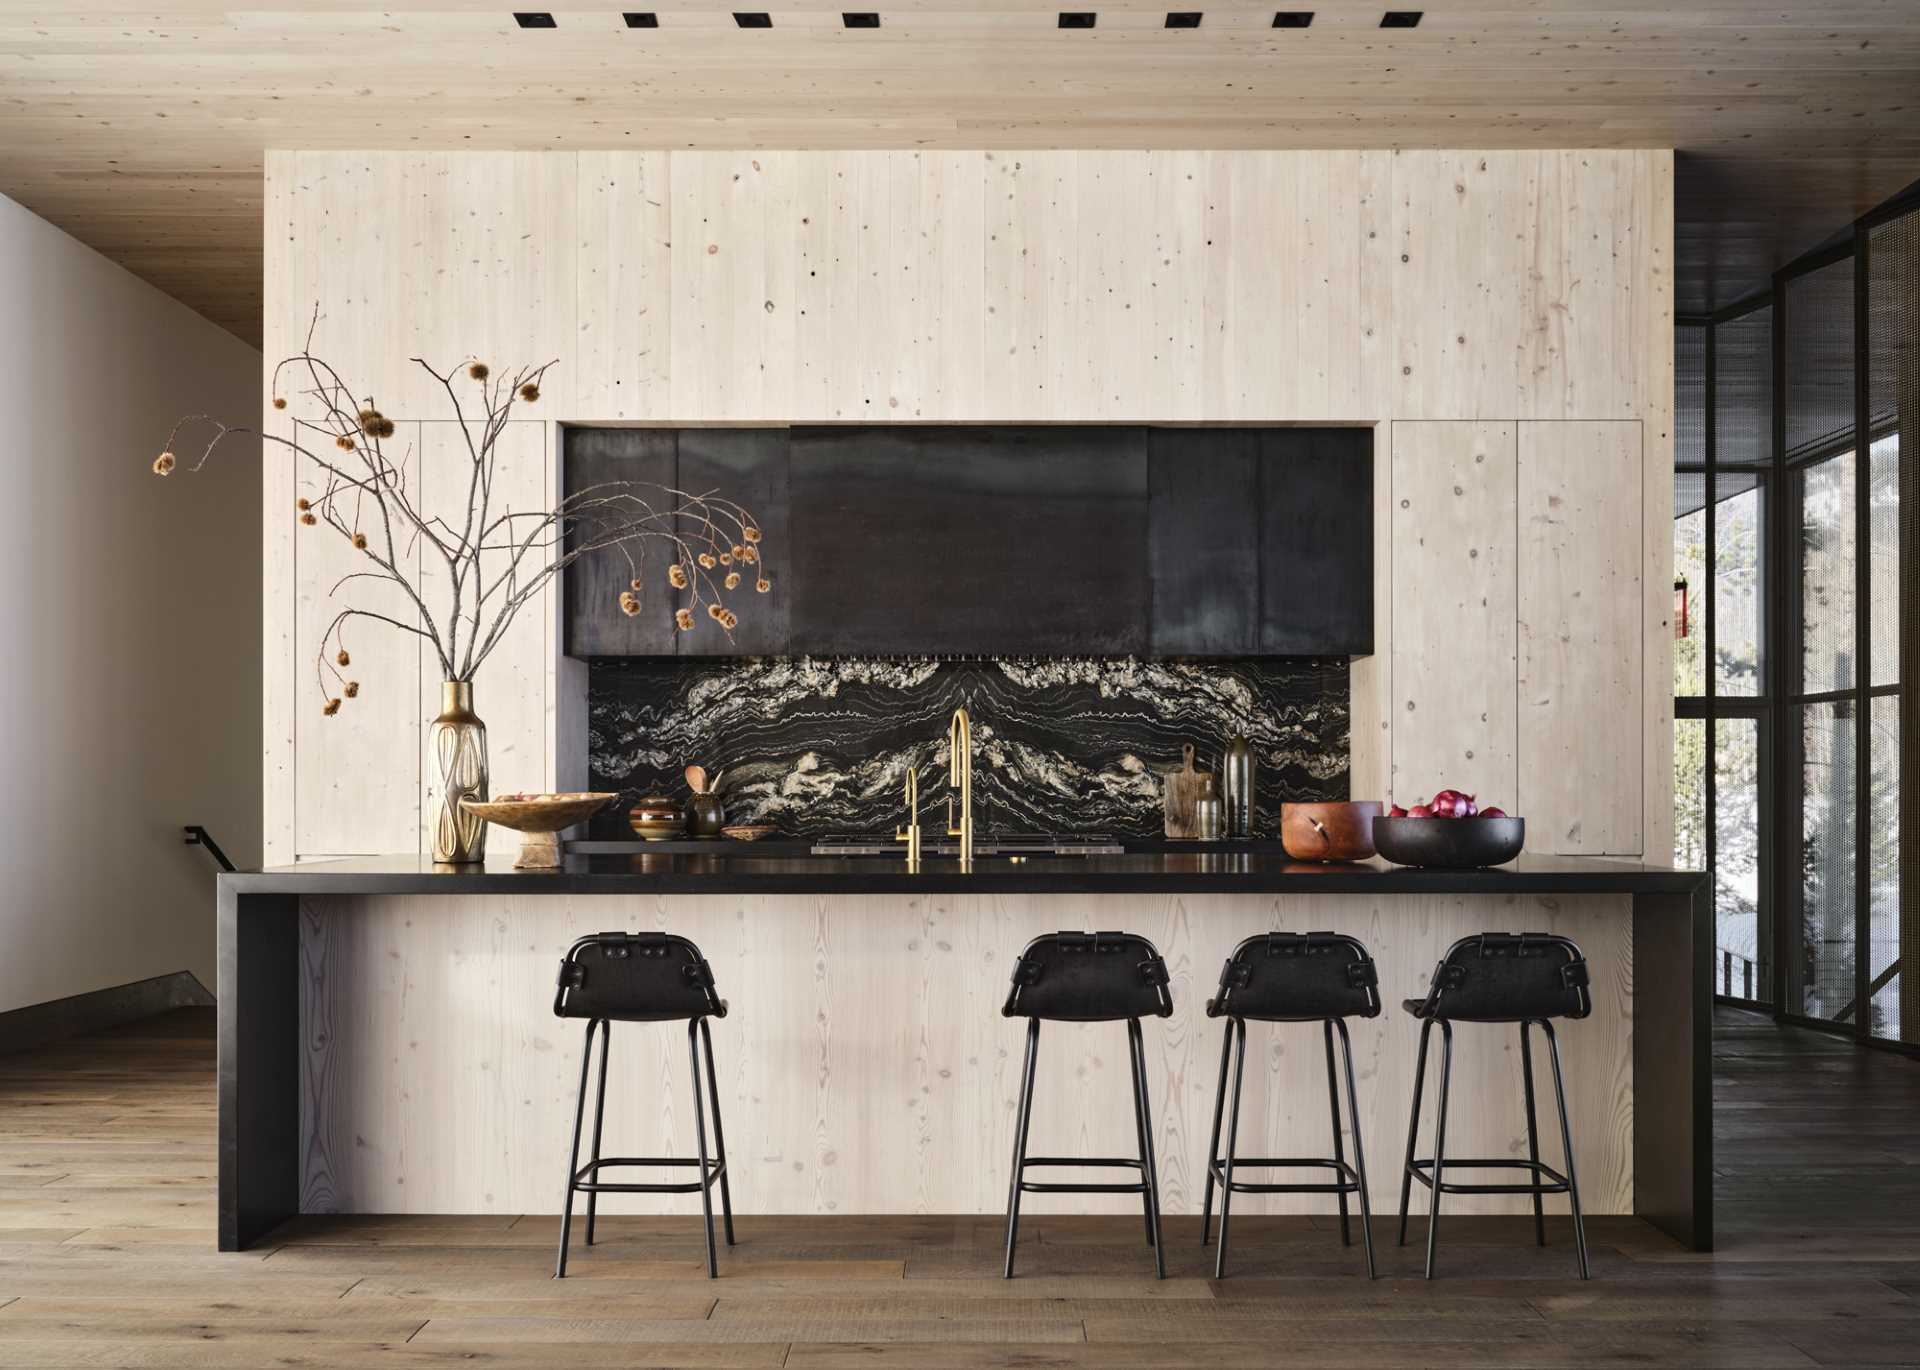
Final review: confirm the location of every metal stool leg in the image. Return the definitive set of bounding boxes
[1213,1016,1247,1280]
[1126,1018,1156,1251]
[1541,1021,1592,1280]
[1333,1017,1378,1279]
[1398,1017,1434,1246]
[584,1018,611,1246]
[1323,1019,1351,1247]
[1519,1019,1547,1248]
[1200,1018,1233,1247]
[686,1018,719,1279]
[699,1018,735,1246]
[1126,1017,1166,1279]
[555,1017,600,1278]
[1423,1019,1454,1280]
[1003,1018,1040,1279]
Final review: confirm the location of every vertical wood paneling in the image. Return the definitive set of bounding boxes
[262,152,299,866]
[1518,420,1645,854]
[574,151,671,419]
[299,890,1633,1218]
[292,420,422,856]
[1388,421,1519,812]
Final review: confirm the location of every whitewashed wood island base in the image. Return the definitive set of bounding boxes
[218,855,1709,1253]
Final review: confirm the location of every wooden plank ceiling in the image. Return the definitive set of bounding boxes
[3,1,1917,348]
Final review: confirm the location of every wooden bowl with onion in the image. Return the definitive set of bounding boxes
[1280,801,1384,863]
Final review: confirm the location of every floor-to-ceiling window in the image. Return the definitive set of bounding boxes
[1675,305,1775,1005]
[1773,202,1914,1049]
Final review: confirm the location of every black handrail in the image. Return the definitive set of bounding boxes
[183,826,236,874]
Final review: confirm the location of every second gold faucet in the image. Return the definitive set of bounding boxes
[947,706,973,872]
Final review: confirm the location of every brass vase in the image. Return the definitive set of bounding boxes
[429,680,489,863]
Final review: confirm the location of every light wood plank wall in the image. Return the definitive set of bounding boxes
[300,890,1634,1217]
[262,149,1674,864]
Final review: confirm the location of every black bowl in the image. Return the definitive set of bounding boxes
[1371,815,1525,869]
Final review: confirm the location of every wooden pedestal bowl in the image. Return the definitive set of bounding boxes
[459,792,617,868]
[1280,801,1384,862]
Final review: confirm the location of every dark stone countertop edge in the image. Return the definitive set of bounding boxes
[222,853,1707,899]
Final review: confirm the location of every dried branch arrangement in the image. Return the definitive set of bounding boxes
[153,314,771,714]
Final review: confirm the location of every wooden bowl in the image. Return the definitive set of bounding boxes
[722,824,777,842]
[1372,815,1526,869]
[460,792,616,868]
[1280,801,1384,862]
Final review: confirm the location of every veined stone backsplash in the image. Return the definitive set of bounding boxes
[586,657,1349,839]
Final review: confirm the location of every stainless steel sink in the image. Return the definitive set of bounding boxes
[811,832,1124,858]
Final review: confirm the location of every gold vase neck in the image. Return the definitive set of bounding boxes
[440,680,474,717]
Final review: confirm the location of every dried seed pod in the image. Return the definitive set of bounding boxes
[336,649,351,667]
[152,451,176,475]
[731,544,746,560]
[296,498,312,511]
[350,532,368,550]
[468,362,490,381]
[618,591,642,617]
[724,571,741,590]
[674,608,695,631]
[741,546,758,564]
[667,563,689,590]
[322,697,342,716]
[755,576,772,593]
[272,396,288,410]
[697,552,717,569]
[707,603,726,622]
[300,512,318,526]
[336,435,355,451]
[343,681,360,699]
[630,578,644,591]
[518,382,540,403]
[742,525,762,543]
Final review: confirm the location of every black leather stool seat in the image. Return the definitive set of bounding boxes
[1201,932,1381,1278]
[1001,932,1172,1279]
[552,931,734,1279]
[1398,932,1594,1280]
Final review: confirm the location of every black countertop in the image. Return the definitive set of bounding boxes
[225,851,1705,898]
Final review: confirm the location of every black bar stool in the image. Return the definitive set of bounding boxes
[552,931,734,1279]
[1201,931,1381,1279]
[1001,930,1173,1279]
[1397,931,1593,1280]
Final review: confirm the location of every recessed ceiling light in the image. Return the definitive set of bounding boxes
[1272,11,1313,26]
[1380,10,1422,26]
[623,11,659,26]
[512,11,556,28]
[733,11,773,27]
[1058,11,1097,28]
[1165,11,1202,27]
[842,11,880,26]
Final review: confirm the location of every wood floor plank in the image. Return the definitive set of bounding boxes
[414,1314,1086,1344]
[785,1338,1821,1369]
[0,1343,788,1368]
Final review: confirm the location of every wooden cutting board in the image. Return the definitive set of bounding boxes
[1163,743,1215,839]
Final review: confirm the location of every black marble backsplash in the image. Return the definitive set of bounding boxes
[586,657,1349,839]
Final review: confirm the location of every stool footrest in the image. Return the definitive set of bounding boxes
[1016,1155,1149,1197]
[571,1156,725,1196]
[1208,1156,1363,1196]
[1407,1156,1569,1196]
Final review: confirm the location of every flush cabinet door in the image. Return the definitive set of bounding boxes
[1255,428,1374,656]
[1147,429,1260,656]
[788,426,1151,656]
[1516,420,1644,854]
[1387,421,1520,814]
[675,428,790,656]
[563,427,680,657]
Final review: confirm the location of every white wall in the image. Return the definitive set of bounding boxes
[0,190,261,1014]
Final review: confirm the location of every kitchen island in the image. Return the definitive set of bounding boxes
[219,853,1708,1253]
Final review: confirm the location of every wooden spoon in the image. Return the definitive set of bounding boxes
[684,764,707,795]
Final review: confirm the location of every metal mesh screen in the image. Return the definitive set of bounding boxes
[1716,305,1773,467]
[1677,322,1706,467]
[1786,259,1857,464]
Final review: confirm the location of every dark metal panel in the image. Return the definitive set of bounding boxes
[1146,429,1259,657]
[1632,881,1715,1251]
[788,425,1151,656]
[1256,429,1374,656]
[563,427,680,658]
[218,884,300,1251]
[676,428,791,657]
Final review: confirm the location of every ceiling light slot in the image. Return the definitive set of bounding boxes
[512,11,557,28]
[1380,10,1422,26]
[733,11,773,27]
[1165,12,1202,28]
[1058,12,1097,28]
[1272,11,1313,27]
[842,11,881,26]
[623,12,659,26]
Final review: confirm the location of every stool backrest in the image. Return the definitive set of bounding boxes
[1003,931,1173,1022]
[554,931,726,1022]
[1415,932,1591,1021]
[1208,931,1380,1021]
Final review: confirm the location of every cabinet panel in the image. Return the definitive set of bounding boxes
[1518,420,1644,854]
[1257,428,1374,656]
[562,427,679,658]
[676,428,790,656]
[1147,429,1259,656]
[1388,421,1519,813]
[789,426,1150,656]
